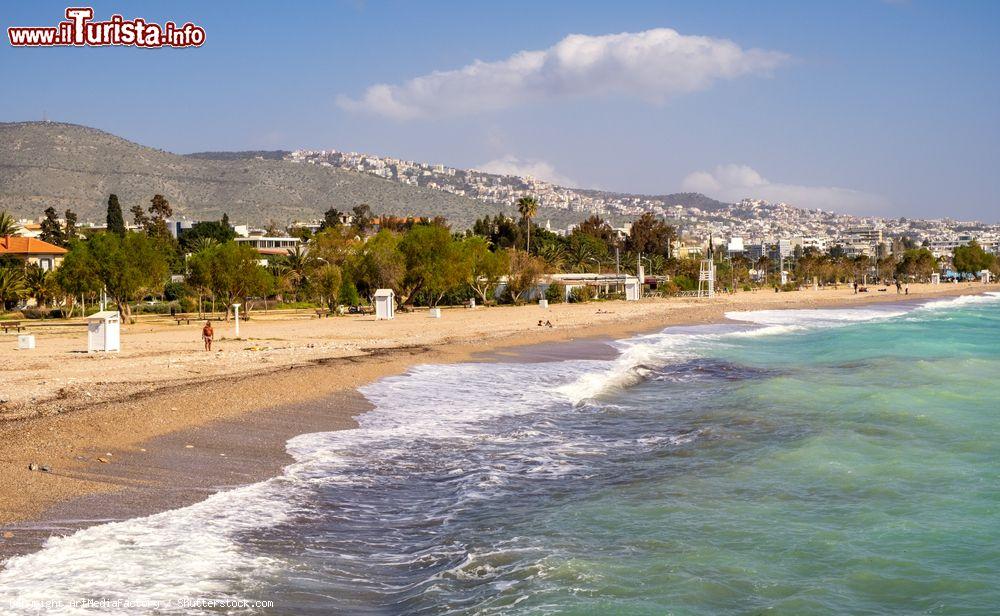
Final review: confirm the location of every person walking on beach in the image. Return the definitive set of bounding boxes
[202,320,214,351]
[853,281,858,294]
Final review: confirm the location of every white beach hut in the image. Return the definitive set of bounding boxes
[86,310,121,352]
[374,289,395,320]
[624,277,641,301]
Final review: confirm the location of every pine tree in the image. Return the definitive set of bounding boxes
[64,209,78,242]
[39,206,65,246]
[106,194,126,235]
[148,194,173,238]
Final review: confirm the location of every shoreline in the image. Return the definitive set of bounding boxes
[1,283,995,562]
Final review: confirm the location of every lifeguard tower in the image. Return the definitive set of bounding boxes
[698,260,715,298]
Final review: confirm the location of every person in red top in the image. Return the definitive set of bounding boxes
[202,320,214,351]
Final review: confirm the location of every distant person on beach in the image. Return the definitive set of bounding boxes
[202,320,214,351]
[853,281,858,294]
[896,280,902,294]
[905,283,910,295]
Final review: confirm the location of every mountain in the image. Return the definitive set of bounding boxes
[0,122,559,229]
[0,121,728,230]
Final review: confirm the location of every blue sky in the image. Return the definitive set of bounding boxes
[2,0,998,220]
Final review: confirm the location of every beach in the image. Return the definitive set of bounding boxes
[0,282,995,561]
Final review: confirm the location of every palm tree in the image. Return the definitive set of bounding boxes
[23,264,52,306]
[536,242,566,271]
[189,237,218,254]
[0,267,26,310]
[0,211,17,237]
[516,196,539,253]
[284,245,314,299]
[567,238,599,273]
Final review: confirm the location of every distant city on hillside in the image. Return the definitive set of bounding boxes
[283,148,1000,257]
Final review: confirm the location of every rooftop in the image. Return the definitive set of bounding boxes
[0,235,68,255]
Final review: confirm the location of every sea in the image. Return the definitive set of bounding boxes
[2,292,998,615]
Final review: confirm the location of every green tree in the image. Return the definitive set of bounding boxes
[147,194,173,239]
[516,196,539,252]
[24,264,58,306]
[55,240,101,317]
[64,209,78,242]
[320,208,344,230]
[0,267,26,310]
[895,248,938,281]
[338,278,361,307]
[313,263,343,310]
[106,194,126,235]
[39,207,65,246]
[505,250,545,304]
[352,204,374,235]
[574,215,617,251]
[462,236,509,304]
[627,212,676,258]
[566,233,607,272]
[398,224,464,306]
[953,240,995,276]
[185,244,216,317]
[83,232,170,322]
[179,218,236,252]
[0,211,18,236]
[350,230,404,299]
[205,242,273,319]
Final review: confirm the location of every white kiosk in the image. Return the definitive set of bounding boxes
[86,311,121,353]
[374,289,395,320]
[624,277,641,301]
[931,273,940,285]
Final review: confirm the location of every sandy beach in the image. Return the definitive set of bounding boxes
[0,282,995,560]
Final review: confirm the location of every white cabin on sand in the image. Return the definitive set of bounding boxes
[374,289,395,320]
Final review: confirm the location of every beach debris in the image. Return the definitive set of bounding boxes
[40,465,51,472]
[2,531,13,539]
[170,407,178,411]
[139,448,147,452]
[27,462,39,471]
[97,457,109,463]
[185,444,194,449]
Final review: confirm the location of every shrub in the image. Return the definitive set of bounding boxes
[22,307,50,319]
[673,274,697,291]
[569,286,594,303]
[179,296,197,313]
[132,302,175,314]
[544,282,565,303]
[163,281,188,301]
[338,279,361,307]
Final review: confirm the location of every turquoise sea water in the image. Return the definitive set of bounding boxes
[1,293,998,615]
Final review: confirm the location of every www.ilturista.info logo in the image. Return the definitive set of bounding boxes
[8,7,205,48]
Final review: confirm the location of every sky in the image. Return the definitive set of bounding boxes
[2,1,998,221]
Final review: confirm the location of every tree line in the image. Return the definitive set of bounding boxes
[1,194,997,317]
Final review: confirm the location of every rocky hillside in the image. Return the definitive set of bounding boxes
[0,122,558,229]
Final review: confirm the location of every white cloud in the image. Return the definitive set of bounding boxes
[477,155,576,187]
[338,28,789,119]
[681,164,890,213]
